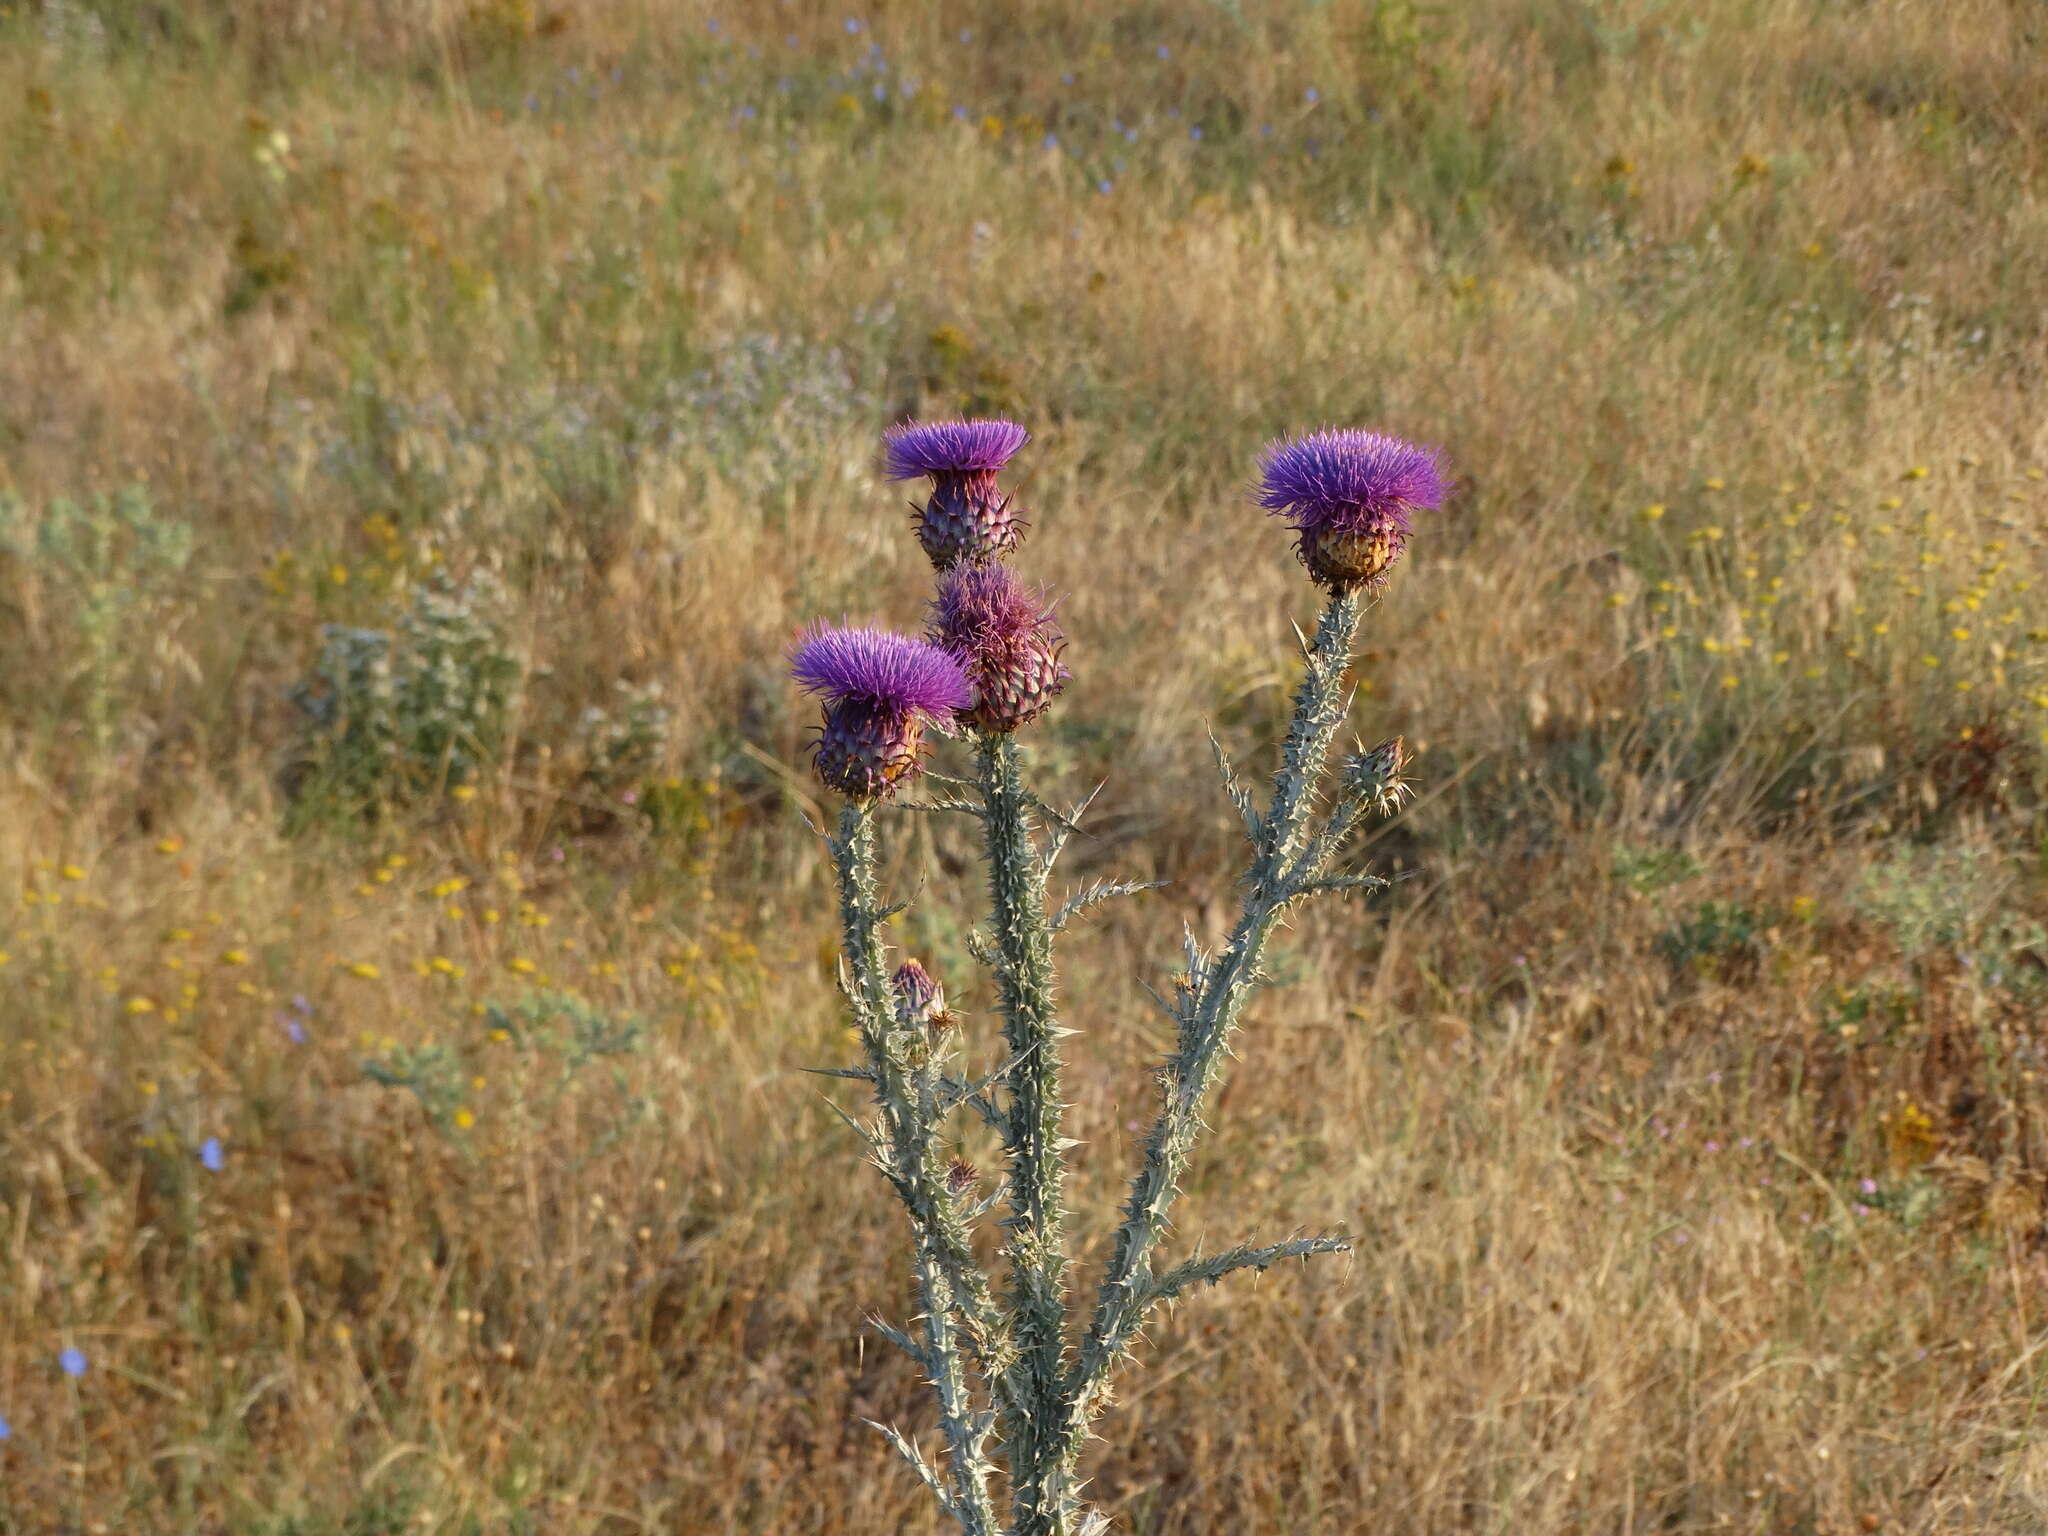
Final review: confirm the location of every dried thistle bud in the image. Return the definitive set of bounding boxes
[1257,429,1450,593]
[945,1157,979,1196]
[928,562,1069,735]
[789,625,972,801]
[883,418,1031,570]
[1343,735,1415,818]
[891,958,945,1024]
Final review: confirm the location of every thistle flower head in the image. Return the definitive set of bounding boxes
[928,563,1069,735]
[1257,429,1450,592]
[883,418,1032,569]
[945,1157,980,1197]
[1342,735,1415,818]
[891,958,945,1024]
[882,418,1030,482]
[789,624,972,799]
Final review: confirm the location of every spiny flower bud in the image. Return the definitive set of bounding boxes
[891,958,945,1025]
[928,563,1069,735]
[1256,429,1450,593]
[945,1157,979,1197]
[789,625,972,801]
[883,418,1031,570]
[1343,735,1415,818]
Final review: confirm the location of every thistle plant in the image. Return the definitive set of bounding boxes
[790,418,1449,1534]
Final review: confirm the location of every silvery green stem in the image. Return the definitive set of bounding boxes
[1057,590,1365,1469]
[974,733,1075,1536]
[830,804,1004,1536]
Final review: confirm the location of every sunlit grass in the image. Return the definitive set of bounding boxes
[1,0,2046,1530]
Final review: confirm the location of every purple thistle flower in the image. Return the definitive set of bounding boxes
[928,563,1069,735]
[891,958,945,1024]
[1257,428,1451,592]
[882,419,1031,569]
[790,625,971,800]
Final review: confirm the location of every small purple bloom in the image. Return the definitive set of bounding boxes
[873,83,887,101]
[892,959,946,1025]
[1257,428,1451,591]
[1156,44,1170,59]
[1859,1177,1878,1195]
[1061,71,1075,85]
[953,104,968,119]
[59,1348,87,1378]
[201,1138,224,1172]
[960,28,972,43]
[791,625,972,798]
[845,17,863,33]
[929,565,1069,735]
[1189,125,1203,141]
[277,1012,306,1044]
[1043,133,1059,150]
[0,1412,10,1439]
[1098,179,1113,195]
[1305,86,1320,104]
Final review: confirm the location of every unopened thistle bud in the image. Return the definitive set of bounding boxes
[891,958,945,1025]
[945,1157,979,1197]
[789,624,972,801]
[883,418,1031,570]
[1256,429,1450,594]
[928,562,1069,735]
[1343,735,1415,818]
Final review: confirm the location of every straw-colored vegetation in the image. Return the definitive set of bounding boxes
[2,0,2046,1530]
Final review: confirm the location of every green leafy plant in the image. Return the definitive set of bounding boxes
[286,568,520,816]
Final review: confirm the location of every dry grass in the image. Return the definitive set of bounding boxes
[2,1,2047,1531]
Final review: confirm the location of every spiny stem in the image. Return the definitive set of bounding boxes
[974,733,1075,1536]
[1060,590,1363,1462]
[830,804,1003,1536]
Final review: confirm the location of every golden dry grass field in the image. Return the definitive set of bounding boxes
[2,0,2047,1531]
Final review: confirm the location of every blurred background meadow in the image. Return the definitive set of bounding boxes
[1,0,2046,1530]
